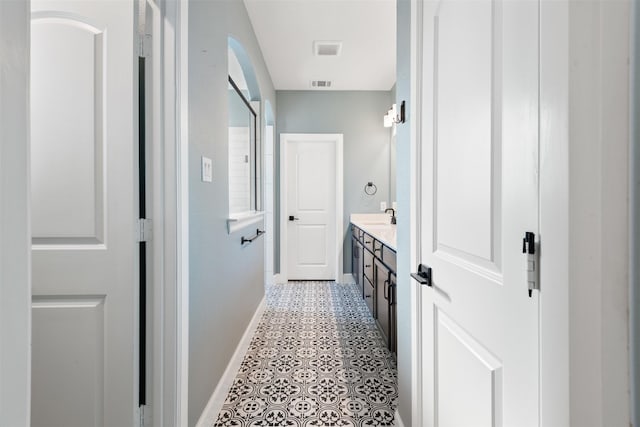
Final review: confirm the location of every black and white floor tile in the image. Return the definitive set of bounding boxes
[213,281,398,427]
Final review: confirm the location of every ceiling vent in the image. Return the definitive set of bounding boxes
[313,41,342,56]
[311,80,332,89]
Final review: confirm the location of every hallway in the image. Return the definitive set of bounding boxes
[213,281,398,426]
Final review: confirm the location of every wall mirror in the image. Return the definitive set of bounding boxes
[228,39,261,217]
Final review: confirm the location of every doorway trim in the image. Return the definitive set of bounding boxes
[141,0,190,424]
[279,133,344,282]
[263,101,275,286]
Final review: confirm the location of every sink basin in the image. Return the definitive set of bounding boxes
[350,213,392,225]
[351,213,397,249]
[358,224,397,249]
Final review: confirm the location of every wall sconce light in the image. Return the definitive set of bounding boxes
[383,110,393,128]
[383,101,406,128]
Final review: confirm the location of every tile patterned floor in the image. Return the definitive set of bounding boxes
[213,281,398,427]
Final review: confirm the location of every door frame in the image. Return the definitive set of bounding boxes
[145,0,190,425]
[263,103,275,286]
[632,1,640,423]
[279,133,344,282]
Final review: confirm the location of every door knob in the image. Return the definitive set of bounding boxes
[410,264,432,287]
[288,215,299,221]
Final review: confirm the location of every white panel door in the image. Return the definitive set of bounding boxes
[417,0,540,425]
[30,0,137,426]
[285,134,340,280]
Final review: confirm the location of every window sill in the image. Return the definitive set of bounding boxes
[227,211,264,234]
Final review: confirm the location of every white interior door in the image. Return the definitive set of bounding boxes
[282,134,342,281]
[30,1,137,425]
[416,0,540,425]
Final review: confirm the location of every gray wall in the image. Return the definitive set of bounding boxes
[632,1,640,424]
[0,1,30,424]
[395,0,413,424]
[275,90,394,275]
[188,1,275,425]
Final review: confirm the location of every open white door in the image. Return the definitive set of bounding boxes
[281,133,343,281]
[415,0,540,425]
[30,0,138,425]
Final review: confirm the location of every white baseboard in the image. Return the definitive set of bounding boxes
[194,297,266,427]
[272,274,355,284]
[342,273,356,284]
[394,409,405,427]
[265,272,275,286]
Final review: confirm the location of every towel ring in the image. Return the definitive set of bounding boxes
[364,182,377,196]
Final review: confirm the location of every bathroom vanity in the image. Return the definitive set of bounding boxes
[350,214,397,354]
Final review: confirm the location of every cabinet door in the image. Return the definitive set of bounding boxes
[363,232,375,253]
[363,249,374,284]
[382,245,396,271]
[389,272,397,353]
[351,225,360,240]
[357,242,365,297]
[364,275,375,316]
[375,259,391,349]
[352,237,364,298]
[351,237,359,286]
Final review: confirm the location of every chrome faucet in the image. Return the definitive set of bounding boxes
[384,208,396,224]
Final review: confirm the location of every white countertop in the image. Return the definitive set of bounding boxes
[350,213,397,250]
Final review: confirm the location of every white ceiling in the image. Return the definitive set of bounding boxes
[243,0,396,91]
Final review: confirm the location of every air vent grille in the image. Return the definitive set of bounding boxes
[311,80,332,88]
[313,41,342,56]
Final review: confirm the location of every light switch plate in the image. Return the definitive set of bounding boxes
[201,156,212,182]
[380,201,387,211]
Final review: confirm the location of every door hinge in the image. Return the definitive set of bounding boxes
[136,218,153,243]
[523,232,539,297]
[138,404,149,427]
[138,34,152,58]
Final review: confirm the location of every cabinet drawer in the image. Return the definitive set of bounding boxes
[382,245,396,271]
[363,233,375,252]
[363,250,374,283]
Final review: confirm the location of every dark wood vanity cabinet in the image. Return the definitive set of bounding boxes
[351,223,397,353]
